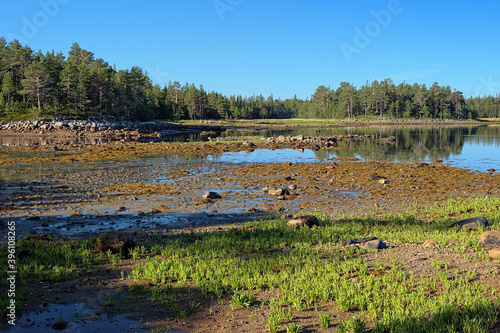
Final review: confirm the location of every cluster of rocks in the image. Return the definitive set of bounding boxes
[0,118,224,140]
[425,217,500,259]
[209,134,390,150]
[262,185,295,200]
[464,217,500,259]
[264,134,370,148]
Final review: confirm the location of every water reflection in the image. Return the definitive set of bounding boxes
[0,134,113,146]
[1,125,499,172]
[208,125,500,172]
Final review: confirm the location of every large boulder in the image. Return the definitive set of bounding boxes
[287,216,320,229]
[451,217,489,230]
[98,231,135,256]
[479,230,500,248]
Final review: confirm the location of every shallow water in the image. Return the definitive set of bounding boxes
[207,125,500,172]
[12,303,146,332]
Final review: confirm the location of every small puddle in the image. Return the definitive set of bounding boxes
[13,303,146,332]
[341,191,362,197]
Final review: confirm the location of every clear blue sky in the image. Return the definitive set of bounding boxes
[1,0,499,99]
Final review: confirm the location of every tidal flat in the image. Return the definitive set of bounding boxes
[1,124,500,332]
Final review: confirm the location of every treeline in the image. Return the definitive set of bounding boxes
[1,37,499,121]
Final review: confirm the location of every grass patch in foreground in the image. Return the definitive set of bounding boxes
[128,196,500,332]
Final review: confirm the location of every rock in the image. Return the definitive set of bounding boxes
[202,191,222,200]
[369,175,385,180]
[342,237,387,250]
[18,249,33,260]
[355,236,378,243]
[378,136,396,143]
[487,168,496,173]
[294,135,304,141]
[115,206,128,213]
[274,188,289,196]
[414,257,428,262]
[489,248,500,259]
[262,204,274,212]
[98,231,135,256]
[288,184,297,190]
[51,321,69,330]
[286,215,320,229]
[267,188,289,196]
[479,231,500,248]
[365,240,383,250]
[262,204,283,212]
[242,141,256,147]
[378,179,389,184]
[451,217,489,230]
[423,239,436,247]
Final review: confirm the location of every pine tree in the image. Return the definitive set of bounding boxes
[1,72,15,103]
[21,60,50,113]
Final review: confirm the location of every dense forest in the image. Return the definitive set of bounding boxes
[1,37,500,121]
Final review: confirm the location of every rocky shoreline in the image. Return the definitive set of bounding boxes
[0,119,225,144]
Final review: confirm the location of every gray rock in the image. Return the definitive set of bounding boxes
[342,237,387,250]
[202,191,222,200]
[451,217,489,230]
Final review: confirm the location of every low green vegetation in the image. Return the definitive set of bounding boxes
[127,196,500,331]
[1,196,500,331]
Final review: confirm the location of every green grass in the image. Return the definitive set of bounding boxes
[1,196,500,330]
[128,196,500,331]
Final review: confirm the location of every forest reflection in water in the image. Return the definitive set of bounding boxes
[208,125,500,172]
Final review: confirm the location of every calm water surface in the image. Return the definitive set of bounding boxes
[208,125,500,172]
[1,125,499,172]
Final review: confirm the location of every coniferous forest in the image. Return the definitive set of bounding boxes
[1,37,500,122]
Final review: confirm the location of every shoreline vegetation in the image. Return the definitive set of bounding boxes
[1,37,500,123]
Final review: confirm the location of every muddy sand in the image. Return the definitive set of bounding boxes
[1,138,500,332]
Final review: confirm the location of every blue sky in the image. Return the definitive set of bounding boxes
[1,0,499,99]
